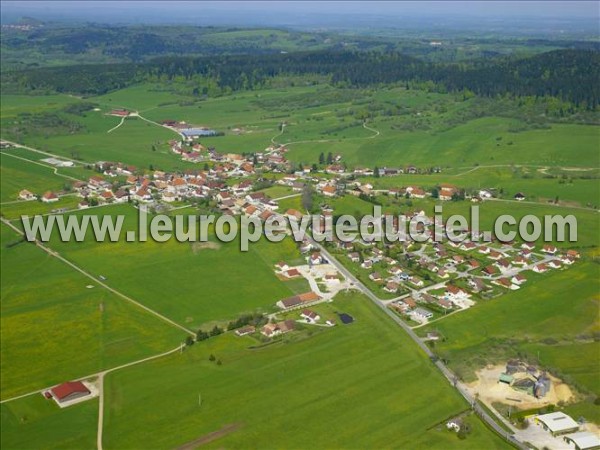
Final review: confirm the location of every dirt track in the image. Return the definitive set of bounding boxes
[175,423,242,450]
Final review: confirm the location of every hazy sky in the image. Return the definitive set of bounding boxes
[1,1,598,26]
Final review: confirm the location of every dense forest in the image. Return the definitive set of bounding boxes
[4,49,599,110]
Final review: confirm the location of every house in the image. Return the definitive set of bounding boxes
[468,259,480,269]
[309,252,323,265]
[285,209,303,221]
[261,322,281,338]
[521,242,535,251]
[467,277,487,292]
[235,326,256,336]
[514,192,526,201]
[566,249,581,259]
[445,284,468,301]
[384,281,399,293]
[50,381,91,404]
[41,191,59,203]
[348,252,360,263]
[548,260,562,269]
[438,298,453,310]
[409,276,424,287]
[533,263,548,273]
[284,269,302,279]
[18,189,36,200]
[511,274,527,285]
[535,412,579,437]
[482,265,497,276]
[412,307,434,321]
[275,261,289,272]
[361,260,373,269]
[488,250,502,260]
[543,244,558,255]
[322,185,337,197]
[301,310,320,323]
[493,277,512,289]
[369,272,382,282]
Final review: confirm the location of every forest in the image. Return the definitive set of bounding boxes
[3,49,599,110]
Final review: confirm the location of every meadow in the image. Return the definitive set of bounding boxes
[0,224,185,400]
[42,204,310,330]
[0,152,72,202]
[1,395,98,450]
[101,292,509,449]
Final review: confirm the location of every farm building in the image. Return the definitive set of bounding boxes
[563,432,600,450]
[180,128,218,139]
[535,412,580,436]
[235,326,256,337]
[50,381,91,404]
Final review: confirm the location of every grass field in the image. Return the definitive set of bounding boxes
[41,205,310,330]
[1,395,98,450]
[0,153,73,202]
[0,224,185,400]
[102,292,509,449]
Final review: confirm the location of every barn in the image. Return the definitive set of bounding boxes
[50,381,91,404]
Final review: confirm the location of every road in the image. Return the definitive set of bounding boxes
[310,238,528,449]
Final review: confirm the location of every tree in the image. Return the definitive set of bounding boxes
[318,152,325,165]
[216,359,222,366]
[196,330,209,341]
[374,166,380,178]
[210,325,223,337]
[301,184,314,212]
[209,354,216,362]
[185,336,195,346]
[431,188,439,199]
[326,152,333,164]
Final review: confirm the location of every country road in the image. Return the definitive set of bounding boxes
[309,238,527,449]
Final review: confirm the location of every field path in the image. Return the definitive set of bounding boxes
[1,151,84,183]
[271,121,380,147]
[0,218,195,337]
[95,344,184,450]
[0,139,92,165]
[106,116,126,133]
[133,112,184,139]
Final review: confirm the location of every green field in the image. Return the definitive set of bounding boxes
[101,293,509,449]
[41,205,310,330]
[1,395,98,450]
[0,153,73,202]
[0,224,185,399]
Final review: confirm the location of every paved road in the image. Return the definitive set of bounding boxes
[310,238,528,449]
[1,139,92,165]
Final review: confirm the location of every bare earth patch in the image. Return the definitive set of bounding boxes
[191,242,222,254]
[465,364,575,410]
[175,423,242,450]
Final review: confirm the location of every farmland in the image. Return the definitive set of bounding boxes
[101,293,509,449]
[41,205,310,330]
[0,224,185,400]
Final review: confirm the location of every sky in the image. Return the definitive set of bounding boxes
[1,1,598,29]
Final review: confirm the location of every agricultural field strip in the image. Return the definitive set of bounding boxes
[486,197,600,212]
[273,121,380,146]
[1,151,84,183]
[1,139,92,165]
[308,238,526,447]
[452,164,599,177]
[0,218,195,337]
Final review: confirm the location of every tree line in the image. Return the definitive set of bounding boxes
[4,49,599,109]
